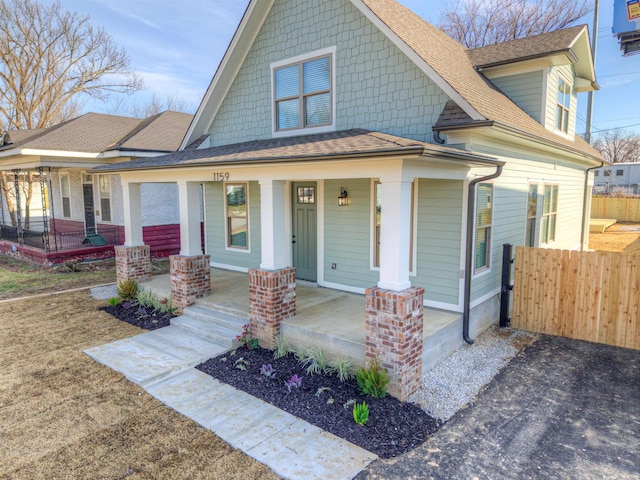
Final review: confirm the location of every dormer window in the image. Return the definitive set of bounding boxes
[271,47,336,136]
[556,78,571,133]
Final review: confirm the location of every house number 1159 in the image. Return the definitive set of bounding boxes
[213,172,230,182]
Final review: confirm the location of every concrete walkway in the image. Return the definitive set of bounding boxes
[85,325,376,480]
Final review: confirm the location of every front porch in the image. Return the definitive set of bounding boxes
[141,268,462,372]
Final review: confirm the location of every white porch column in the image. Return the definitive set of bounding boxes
[259,179,288,270]
[378,178,413,291]
[122,182,143,246]
[177,180,202,256]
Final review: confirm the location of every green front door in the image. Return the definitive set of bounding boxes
[292,182,317,282]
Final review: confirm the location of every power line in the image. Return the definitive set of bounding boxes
[578,122,640,135]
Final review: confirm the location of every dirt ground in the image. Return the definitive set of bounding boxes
[357,336,640,480]
[0,290,278,480]
[589,222,640,254]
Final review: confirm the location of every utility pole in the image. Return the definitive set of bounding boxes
[585,0,599,144]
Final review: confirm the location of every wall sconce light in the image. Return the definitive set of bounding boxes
[338,187,348,206]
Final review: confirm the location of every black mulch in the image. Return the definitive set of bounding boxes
[196,346,441,458]
[99,303,174,330]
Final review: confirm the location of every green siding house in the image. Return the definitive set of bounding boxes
[96,0,603,399]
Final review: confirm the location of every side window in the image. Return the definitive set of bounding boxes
[474,183,493,273]
[525,183,538,247]
[541,184,558,244]
[60,173,71,218]
[98,175,111,222]
[226,183,248,249]
[556,78,571,133]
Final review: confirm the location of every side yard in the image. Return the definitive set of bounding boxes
[0,290,278,480]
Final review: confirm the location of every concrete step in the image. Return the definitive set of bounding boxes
[184,304,248,331]
[196,297,250,321]
[171,305,247,349]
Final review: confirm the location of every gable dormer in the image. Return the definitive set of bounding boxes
[468,25,598,140]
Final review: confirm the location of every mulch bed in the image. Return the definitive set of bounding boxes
[100,303,174,330]
[196,346,441,458]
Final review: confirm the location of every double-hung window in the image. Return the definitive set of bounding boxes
[60,173,71,218]
[98,175,111,222]
[541,184,558,244]
[273,49,333,133]
[525,183,538,247]
[226,183,249,249]
[556,78,571,133]
[474,183,493,273]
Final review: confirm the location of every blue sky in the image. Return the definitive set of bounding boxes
[43,0,640,137]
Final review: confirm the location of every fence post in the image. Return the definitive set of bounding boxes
[500,243,514,328]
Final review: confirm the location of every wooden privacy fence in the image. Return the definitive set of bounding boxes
[512,247,640,350]
[591,197,640,222]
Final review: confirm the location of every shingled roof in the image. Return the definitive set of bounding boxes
[0,111,192,155]
[359,0,601,160]
[467,25,588,68]
[93,129,500,172]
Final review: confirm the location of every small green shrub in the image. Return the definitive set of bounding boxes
[353,401,369,425]
[294,343,314,364]
[273,335,290,359]
[356,357,388,399]
[116,279,138,301]
[136,288,160,309]
[303,347,329,375]
[328,357,355,382]
[107,297,119,306]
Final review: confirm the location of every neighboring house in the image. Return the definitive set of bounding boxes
[94,0,603,399]
[593,162,640,195]
[0,111,193,263]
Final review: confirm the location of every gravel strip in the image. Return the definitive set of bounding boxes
[409,327,537,421]
[90,284,118,300]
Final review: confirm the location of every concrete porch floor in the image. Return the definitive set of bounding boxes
[142,268,461,369]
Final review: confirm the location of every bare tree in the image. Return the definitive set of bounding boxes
[593,129,640,164]
[128,93,195,118]
[440,0,591,48]
[0,0,143,130]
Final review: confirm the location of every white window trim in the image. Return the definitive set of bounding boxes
[98,174,112,224]
[554,75,573,137]
[370,178,417,276]
[271,46,337,138]
[59,172,72,218]
[224,182,251,253]
[524,182,539,248]
[541,182,559,246]
[472,182,493,278]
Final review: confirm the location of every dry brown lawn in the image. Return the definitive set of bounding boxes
[589,223,640,254]
[0,290,279,480]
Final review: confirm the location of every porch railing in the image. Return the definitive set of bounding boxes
[0,222,121,252]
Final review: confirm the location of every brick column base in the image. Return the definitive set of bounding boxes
[115,245,151,283]
[365,286,424,401]
[170,254,211,310]
[249,267,296,349]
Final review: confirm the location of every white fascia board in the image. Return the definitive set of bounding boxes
[20,148,101,159]
[479,58,549,79]
[350,0,484,122]
[180,0,275,150]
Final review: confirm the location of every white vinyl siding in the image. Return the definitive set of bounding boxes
[490,71,544,122]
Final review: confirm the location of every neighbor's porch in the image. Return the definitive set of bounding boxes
[141,268,462,372]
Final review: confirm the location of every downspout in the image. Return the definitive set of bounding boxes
[580,162,604,251]
[463,164,503,344]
